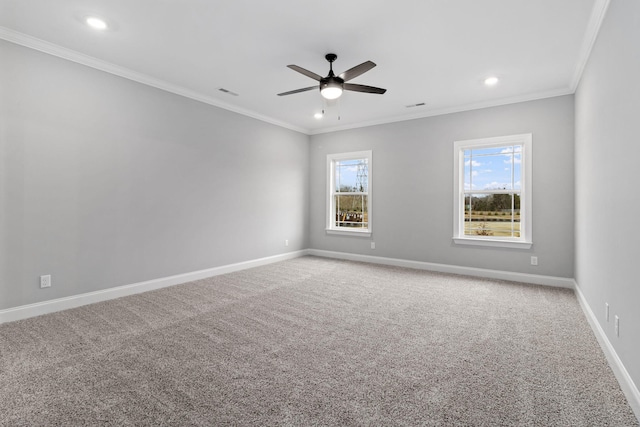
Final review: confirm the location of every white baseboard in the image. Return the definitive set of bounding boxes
[574,281,640,421]
[0,250,309,325]
[307,249,575,288]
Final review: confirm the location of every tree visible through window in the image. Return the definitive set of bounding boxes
[327,151,372,234]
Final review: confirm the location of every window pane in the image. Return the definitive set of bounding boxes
[513,153,522,190]
[335,159,368,193]
[464,194,473,224]
[335,194,368,228]
[463,193,520,237]
[464,157,472,190]
[470,153,511,190]
[463,145,522,191]
[465,146,506,157]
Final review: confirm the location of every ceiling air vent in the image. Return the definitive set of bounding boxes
[218,88,239,96]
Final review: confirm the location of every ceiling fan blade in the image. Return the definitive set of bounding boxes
[287,65,323,81]
[277,86,317,96]
[344,83,387,94]
[339,61,376,81]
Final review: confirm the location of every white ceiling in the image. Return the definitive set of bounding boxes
[0,0,606,134]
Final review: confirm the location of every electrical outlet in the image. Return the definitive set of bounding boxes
[615,315,620,337]
[371,242,375,249]
[285,239,289,247]
[530,256,538,266]
[40,275,51,288]
[605,303,609,321]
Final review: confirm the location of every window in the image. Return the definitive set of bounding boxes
[453,134,532,249]
[327,151,372,236]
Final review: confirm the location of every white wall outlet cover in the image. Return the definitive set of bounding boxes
[40,275,51,288]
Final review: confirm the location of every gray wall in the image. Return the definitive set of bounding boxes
[575,0,640,390]
[0,40,309,310]
[309,96,575,278]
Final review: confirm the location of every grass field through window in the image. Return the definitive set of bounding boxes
[464,211,520,237]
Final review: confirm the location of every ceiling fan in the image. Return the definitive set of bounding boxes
[277,53,386,100]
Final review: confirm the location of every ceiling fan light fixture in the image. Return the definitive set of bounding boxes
[320,82,343,100]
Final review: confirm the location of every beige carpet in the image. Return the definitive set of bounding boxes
[0,256,637,426]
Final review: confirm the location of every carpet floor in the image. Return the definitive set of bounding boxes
[0,256,637,426]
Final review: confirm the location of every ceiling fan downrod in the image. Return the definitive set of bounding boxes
[320,53,344,99]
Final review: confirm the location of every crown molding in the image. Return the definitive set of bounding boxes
[570,0,611,91]
[309,87,574,135]
[0,26,309,135]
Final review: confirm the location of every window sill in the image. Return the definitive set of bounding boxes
[326,228,372,238]
[453,237,532,249]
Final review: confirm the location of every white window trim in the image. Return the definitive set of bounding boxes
[453,134,532,249]
[326,150,372,237]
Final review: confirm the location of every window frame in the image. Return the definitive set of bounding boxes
[453,134,532,249]
[326,150,372,237]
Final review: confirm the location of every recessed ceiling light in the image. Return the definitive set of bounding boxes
[86,16,108,30]
[314,112,323,119]
[484,76,499,86]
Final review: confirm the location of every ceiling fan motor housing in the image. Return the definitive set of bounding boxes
[320,76,344,91]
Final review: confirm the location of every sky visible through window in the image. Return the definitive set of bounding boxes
[335,159,368,192]
[464,146,521,191]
